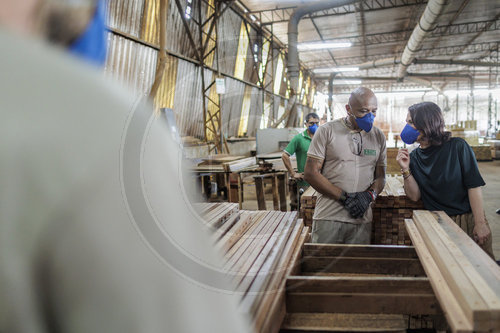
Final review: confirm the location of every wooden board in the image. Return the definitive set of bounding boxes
[408,210,500,332]
[412,211,498,331]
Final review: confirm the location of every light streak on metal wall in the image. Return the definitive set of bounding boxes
[220,78,245,137]
[173,59,205,138]
[273,54,284,95]
[234,21,249,80]
[247,87,263,137]
[238,85,252,136]
[218,8,241,77]
[154,54,178,110]
[203,0,216,68]
[104,32,157,98]
[141,0,160,45]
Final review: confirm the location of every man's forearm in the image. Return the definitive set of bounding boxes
[281,153,295,176]
[370,177,385,195]
[304,171,343,200]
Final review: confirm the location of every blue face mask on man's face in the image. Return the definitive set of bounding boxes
[354,112,375,132]
[400,124,421,144]
[68,0,107,66]
[308,123,318,134]
[348,104,375,133]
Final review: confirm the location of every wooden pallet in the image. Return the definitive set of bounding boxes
[406,211,500,333]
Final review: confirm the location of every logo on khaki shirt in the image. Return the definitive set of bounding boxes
[364,149,377,156]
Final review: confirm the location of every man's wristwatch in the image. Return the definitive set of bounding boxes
[367,189,377,202]
[339,190,347,204]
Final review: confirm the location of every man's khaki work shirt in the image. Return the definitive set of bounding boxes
[307,118,387,224]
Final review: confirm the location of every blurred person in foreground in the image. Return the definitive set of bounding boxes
[0,0,251,332]
[282,112,320,210]
[304,87,386,244]
[396,102,494,259]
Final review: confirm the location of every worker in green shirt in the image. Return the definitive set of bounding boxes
[282,112,320,210]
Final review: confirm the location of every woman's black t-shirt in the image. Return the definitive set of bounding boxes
[409,137,485,216]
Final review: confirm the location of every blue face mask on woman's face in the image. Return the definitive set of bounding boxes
[400,124,421,144]
[354,112,375,133]
[68,0,107,66]
[308,123,318,134]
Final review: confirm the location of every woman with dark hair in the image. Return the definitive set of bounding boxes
[396,102,494,259]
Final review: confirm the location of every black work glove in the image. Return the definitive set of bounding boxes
[342,191,374,218]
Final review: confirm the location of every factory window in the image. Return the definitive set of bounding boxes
[234,21,249,80]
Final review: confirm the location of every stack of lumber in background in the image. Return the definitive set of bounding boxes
[223,156,258,172]
[194,154,245,172]
[385,148,401,175]
[372,175,424,245]
[197,202,309,333]
[405,210,500,333]
[471,145,493,161]
[300,186,317,228]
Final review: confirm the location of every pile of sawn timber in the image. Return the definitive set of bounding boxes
[406,210,500,333]
[299,186,317,228]
[372,175,424,245]
[196,202,309,332]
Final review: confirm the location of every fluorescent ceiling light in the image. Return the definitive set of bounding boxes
[314,67,359,74]
[298,42,352,51]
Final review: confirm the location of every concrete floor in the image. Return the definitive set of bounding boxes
[478,160,500,259]
[239,160,500,259]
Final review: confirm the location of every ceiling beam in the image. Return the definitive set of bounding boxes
[297,19,500,49]
[306,41,499,67]
[424,0,470,56]
[453,12,500,60]
[249,0,426,24]
[355,2,368,61]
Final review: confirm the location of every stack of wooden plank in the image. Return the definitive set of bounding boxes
[372,175,424,245]
[471,145,493,161]
[223,156,258,172]
[405,210,500,333]
[386,148,401,175]
[300,186,317,228]
[199,202,308,332]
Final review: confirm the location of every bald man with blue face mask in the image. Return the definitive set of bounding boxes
[304,87,387,244]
